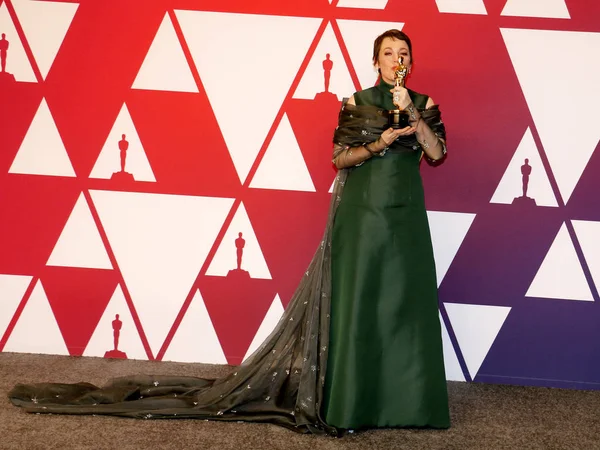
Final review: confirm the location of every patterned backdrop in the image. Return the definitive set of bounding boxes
[1,0,599,390]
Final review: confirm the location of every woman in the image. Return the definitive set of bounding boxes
[324,29,449,430]
[8,29,449,435]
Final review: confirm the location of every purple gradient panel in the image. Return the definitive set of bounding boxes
[439,204,564,307]
[476,298,600,389]
[566,142,600,222]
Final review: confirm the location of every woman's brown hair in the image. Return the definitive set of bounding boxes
[372,29,413,64]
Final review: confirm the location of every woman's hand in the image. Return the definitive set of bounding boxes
[395,125,417,136]
[380,127,404,145]
[372,126,414,152]
[390,86,411,110]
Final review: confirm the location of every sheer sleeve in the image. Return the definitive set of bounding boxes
[419,105,447,163]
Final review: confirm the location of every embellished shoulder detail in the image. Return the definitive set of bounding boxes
[333,102,446,149]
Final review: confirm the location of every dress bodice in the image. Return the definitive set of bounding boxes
[352,81,429,154]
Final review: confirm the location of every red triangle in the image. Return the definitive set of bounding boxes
[287,97,340,193]
[481,0,508,15]
[42,267,118,356]
[0,177,80,274]
[567,2,600,29]
[199,274,276,365]
[244,189,331,307]
[385,0,450,16]
[569,141,600,216]
[125,91,242,197]
[0,87,44,179]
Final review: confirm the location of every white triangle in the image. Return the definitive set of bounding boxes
[176,11,321,182]
[490,128,558,207]
[293,23,355,100]
[162,290,227,364]
[427,211,476,287]
[9,98,76,177]
[46,193,112,269]
[11,0,78,79]
[329,177,335,193]
[3,280,69,355]
[83,284,148,360]
[572,220,600,295]
[206,202,272,279]
[526,223,594,301]
[444,303,511,379]
[336,0,389,8]
[336,20,405,91]
[249,113,316,192]
[439,312,465,382]
[90,190,234,355]
[0,3,36,81]
[242,294,284,362]
[0,274,32,339]
[501,0,570,19]
[435,0,488,14]
[501,28,600,203]
[89,104,156,182]
[132,12,198,93]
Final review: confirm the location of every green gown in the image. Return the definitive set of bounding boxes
[323,81,450,429]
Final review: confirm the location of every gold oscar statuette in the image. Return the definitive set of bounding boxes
[387,56,410,129]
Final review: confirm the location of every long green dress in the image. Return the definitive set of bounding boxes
[323,80,450,429]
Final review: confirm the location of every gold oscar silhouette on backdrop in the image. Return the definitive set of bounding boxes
[0,32,16,85]
[512,158,537,206]
[110,134,135,182]
[228,232,250,279]
[104,314,127,359]
[314,53,338,103]
[323,53,333,93]
[235,232,246,271]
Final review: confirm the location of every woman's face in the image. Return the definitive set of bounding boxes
[375,37,412,85]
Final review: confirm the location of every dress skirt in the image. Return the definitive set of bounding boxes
[323,149,450,429]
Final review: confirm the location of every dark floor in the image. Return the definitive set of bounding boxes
[1,352,599,450]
